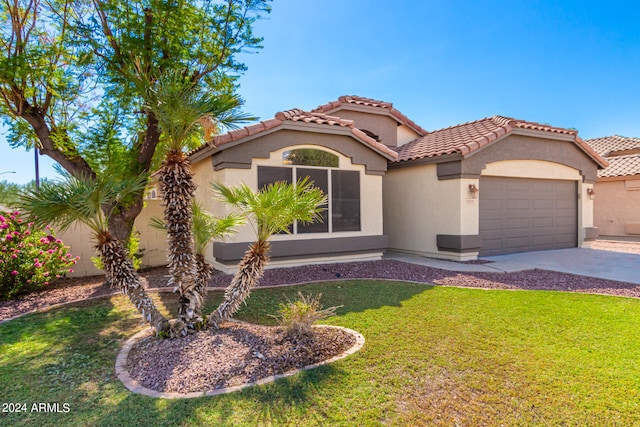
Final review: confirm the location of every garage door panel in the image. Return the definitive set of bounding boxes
[506,237,531,248]
[556,218,575,227]
[556,199,576,209]
[505,181,530,191]
[531,181,554,191]
[531,235,554,246]
[506,218,530,229]
[532,217,553,228]
[506,199,530,210]
[532,199,554,209]
[555,233,577,244]
[481,239,504,252]
[482,200,504,211]
[479,177,577,256]
[479,219,503,231]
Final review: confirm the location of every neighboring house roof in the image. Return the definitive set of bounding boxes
[188,108,398,161]
[597,154,640,178]
[585,135,640,178]
[312,95,429,137]
[394,115,608,167]
[586,135,640,156]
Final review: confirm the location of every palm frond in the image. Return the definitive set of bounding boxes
[192,201,243,255]
[142,73,256,150]
[211,177,327,243]
[150,203,243,256]
[149,216,166,231]
[18,169,148,234]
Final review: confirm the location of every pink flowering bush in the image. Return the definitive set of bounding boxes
[0,210,78,300]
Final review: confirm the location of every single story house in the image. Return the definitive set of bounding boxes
[188,96,608,272]
[585,135,640,238]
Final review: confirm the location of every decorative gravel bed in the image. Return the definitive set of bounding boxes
[2,243,640,322]
[125,322,357,394]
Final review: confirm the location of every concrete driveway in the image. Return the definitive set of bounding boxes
[483,248,640,284]
[385,247,640,285]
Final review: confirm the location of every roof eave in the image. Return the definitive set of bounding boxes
[190,120,398,164]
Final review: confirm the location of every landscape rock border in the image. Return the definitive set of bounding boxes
[115,323,365,399]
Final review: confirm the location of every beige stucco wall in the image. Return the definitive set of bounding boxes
[594,178,640,237]
[192,144,385,269]
[58,199,168,278]
[397,124,420,146]
[325,110,399,146]
[384,159,593,260]
[384,164,479,260]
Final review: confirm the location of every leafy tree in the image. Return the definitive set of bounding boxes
[17,169,184,336]
[0,0,269,245]
[208,178,326,327]
[0,180,21,206]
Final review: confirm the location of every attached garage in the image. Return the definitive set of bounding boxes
[479,177,577,256]
[386,114,608,261]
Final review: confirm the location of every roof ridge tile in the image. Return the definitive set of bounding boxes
[312,95,428,136]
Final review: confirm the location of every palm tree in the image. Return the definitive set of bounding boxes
[142,73,253,328]
[208,177,326,328]
[17,170,184,336]
[150,201,243,321]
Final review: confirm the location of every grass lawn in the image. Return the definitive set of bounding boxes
[2,280,640,426]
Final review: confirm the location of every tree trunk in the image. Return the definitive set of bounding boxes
[195,253,212,303]
[159,150,201,327]
[209,240,270,328]
[96,232,184,337]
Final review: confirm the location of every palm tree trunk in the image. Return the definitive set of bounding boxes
[194,253,211,301]
[158,149,202,327]
[209,240,270,328]
[96,232,180,336]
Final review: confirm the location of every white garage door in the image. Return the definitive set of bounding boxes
[479,177,577,256]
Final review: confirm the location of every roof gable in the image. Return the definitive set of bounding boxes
[312,95,428,137]
[394,115,608,168]
[188,108,398,162]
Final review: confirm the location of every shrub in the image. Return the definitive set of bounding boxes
[0,210,78,300]
[273,292,342,338]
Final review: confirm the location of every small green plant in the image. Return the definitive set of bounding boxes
[273,292,342,338]
[0,210,77,299]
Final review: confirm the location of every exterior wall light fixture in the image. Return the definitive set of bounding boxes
[468,183,479,198]
[587,187,595,200]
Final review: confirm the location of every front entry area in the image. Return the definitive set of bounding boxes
[479,177,578,256]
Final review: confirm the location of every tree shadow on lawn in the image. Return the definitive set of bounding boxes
[89,364,345,427]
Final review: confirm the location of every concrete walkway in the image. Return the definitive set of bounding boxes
[384,248,640,285]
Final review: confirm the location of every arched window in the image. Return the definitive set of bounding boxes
[282,148,339,168]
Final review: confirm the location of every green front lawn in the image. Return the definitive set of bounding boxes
[2,280,640,426]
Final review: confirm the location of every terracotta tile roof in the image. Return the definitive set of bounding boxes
[312,95,428,136]
[584,135,640,178]
[394,115,606,167]
[597,154,640,178]
[188,108,398,160]
[585,135,640,156]
[274,108,354,127]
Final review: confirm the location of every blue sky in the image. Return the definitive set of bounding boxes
[2,0,640,184]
